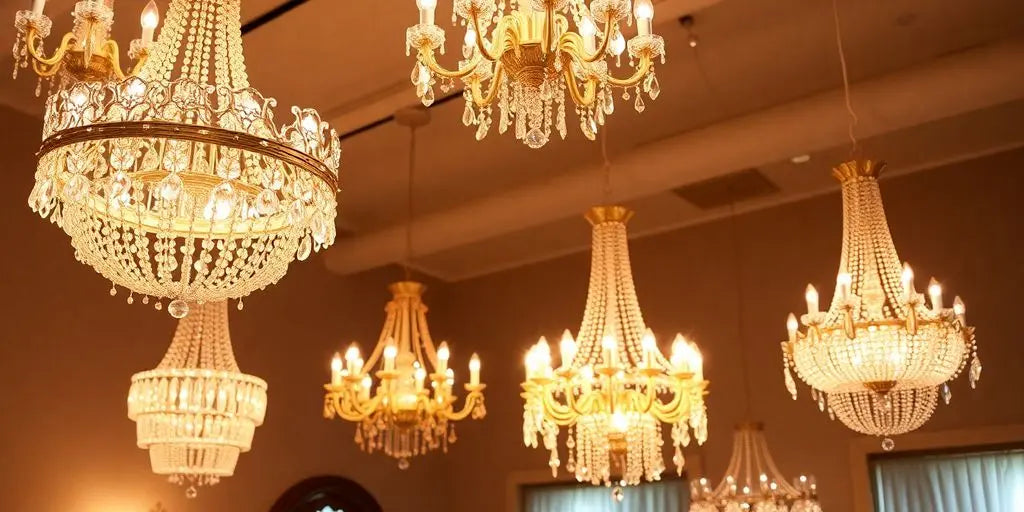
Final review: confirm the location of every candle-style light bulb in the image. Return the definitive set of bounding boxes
[928,278,943,313]
[416,0,437,25]
[787,313,798,342]
[641,328,657,367]
[436,341,450,373]
[469,353,481,386]
[579,16,597,53]
[559,329,576,368]
[837,272,852,301]
[901,263,916,301]
[31,0,45,16]
[330,352,343,386]
[383,340,398,371]
[953,296,966,320]
[805,284,820,315]
[634,0,654,36]
[670,334,687,369]
[689,342,704,380]
[602,333,618,367]
[360,375,372,400]
[537,336,552,372]
[415,366,427,392]
[140,0,160,45]
[345,344,361,374]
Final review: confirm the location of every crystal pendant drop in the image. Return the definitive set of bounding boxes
[398,458,410,470]
[648,74,661,100]
[969,355,982,389]
[612,487,625,503]
[421,86,435,107]
[941,383,952,405]
[784,367,798,400]
[157,173,184,202]
[603,91,615,115]
[167,299,190,319]
[524,127,548,149]
[296,234,312,261]
[63,174,89,202]
[462,103,475,126]
[255,189,280,216]
[881,438,896,451]
[817,391,826,412]
[634,94,645,113]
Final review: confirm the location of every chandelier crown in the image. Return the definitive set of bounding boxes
[18,0,341,316]
[832,159,885,181]
[127,301,267,496]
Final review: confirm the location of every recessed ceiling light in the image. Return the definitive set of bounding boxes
[791,154,811,164]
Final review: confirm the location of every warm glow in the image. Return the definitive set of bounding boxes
[804,284,819,313]
[415,0,436,9]
[464,27,476,47]
[953,296,966,316]
[634,0,654,20]
[559,329,577,366]
[384,343,398,360]
[901,263,915,289]
[140,0,159,29]
[579,16,596,37]
[610,411,629,433]
[641,329,657,352]
[331,353,342,372]
[469,353,481,372]
[345,344,361,362]
[787,314,799,335]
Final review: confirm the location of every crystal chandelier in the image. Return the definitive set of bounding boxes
[323,281,486,469]
[406,0,666,148]
[127,301,268,498]
[689,423,822,512]
[521,205,709,487]
[780,161,980,448]
[16,0,341,318]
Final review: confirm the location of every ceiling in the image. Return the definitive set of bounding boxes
[2,0,1022,280]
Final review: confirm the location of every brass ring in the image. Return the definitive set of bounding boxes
[39,121,339,192]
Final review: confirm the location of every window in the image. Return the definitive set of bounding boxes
[871,446,1024,512]
[523,479,687,512]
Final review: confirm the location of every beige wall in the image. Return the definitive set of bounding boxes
[432,149,1024,512]
[1,96,1022,512]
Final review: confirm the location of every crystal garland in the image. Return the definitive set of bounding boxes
[407,0,665,148]
[781,161,980,448]
[689,424,822,512]
[323,281,486,469]
[127,301,267,497]
[522,206,708,487]
[18,0,341,317]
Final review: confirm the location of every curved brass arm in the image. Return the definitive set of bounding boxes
[443,387,485,421]
[468,63,504,107]
[28,29,76,77]
[419,47,481,80]
[538,386,578,425]
[101,39,127,81]
[562,66,598,107]
[647,381,694,422]
[606,54,652,88]
[471,11,501,62]
[325,389,384,422]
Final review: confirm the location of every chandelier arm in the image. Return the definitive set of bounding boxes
[469,63,505,107]
[605,54,653,88]
[562,66,598,107]
[647,381,691,422]
[470,11,502,62]
[443,388,485,421]
[331,390,384,421]
[25,27,74,68]
[415,303,438,369]
[419,47,481,80]
[558,13,615,64]
[100,39,129,81]
[539,387,578,424]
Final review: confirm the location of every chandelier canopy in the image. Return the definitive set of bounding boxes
[127,301,268,498]
[406,0,666,148]
[324,281,486,469]
[780,161,980,447]
[689,423,822,512]
[522,206,708,487]
[17,0,341,317]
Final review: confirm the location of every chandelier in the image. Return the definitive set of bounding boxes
[689,423,822,512]
[323,281,486,469]
[780,161,980,448]
[16,0,341,318]
[521,205,708,487]
[406,0,666,148]
[127,301,268,498]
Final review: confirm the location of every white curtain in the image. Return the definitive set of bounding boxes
[525,480,686,512]
[873,449,1024,512]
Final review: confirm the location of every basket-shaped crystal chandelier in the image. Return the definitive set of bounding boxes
[324,281,486,469]
[406,0,666,148]
[127,301,268,497]
[689,423,822,512]
[780,161,980,448]
[522,206,708,487]
[17,0,341,318]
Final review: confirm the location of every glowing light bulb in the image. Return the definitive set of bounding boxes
[928,278,943,312]
[330,352,343,386]
[579,16,597,53]
[140,0,159,44]
[805,284,820,314]
[416,0,437,24]
[634,0,654,35]
[610,411,629,433]
[837,272,852,301]
[901,263,916,301]
[469,353,481,386]
[559,329,576,368]
[787,313,799,342]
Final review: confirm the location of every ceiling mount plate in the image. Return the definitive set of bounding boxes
[394,106,431,128]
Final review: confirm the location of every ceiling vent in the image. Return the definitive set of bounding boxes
[672,168,780,210]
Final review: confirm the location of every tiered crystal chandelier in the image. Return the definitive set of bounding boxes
[521,205,709,488]
[406,0,666,148]
[689,423,822,512]
[127,301,268,498]
[323,281,486,469]
[16,0,341,318]
[323,108,485,469]
[780,161,980,449]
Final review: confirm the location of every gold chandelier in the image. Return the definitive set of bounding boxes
[406,0,666,148]
[780,161,980,448]
[16,0,341,318]
[323,281,486,469]
[689,423,821,512]
[522,206,708,487]
[127,301,268,498]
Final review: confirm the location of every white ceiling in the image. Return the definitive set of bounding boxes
[2,0,1022,280]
